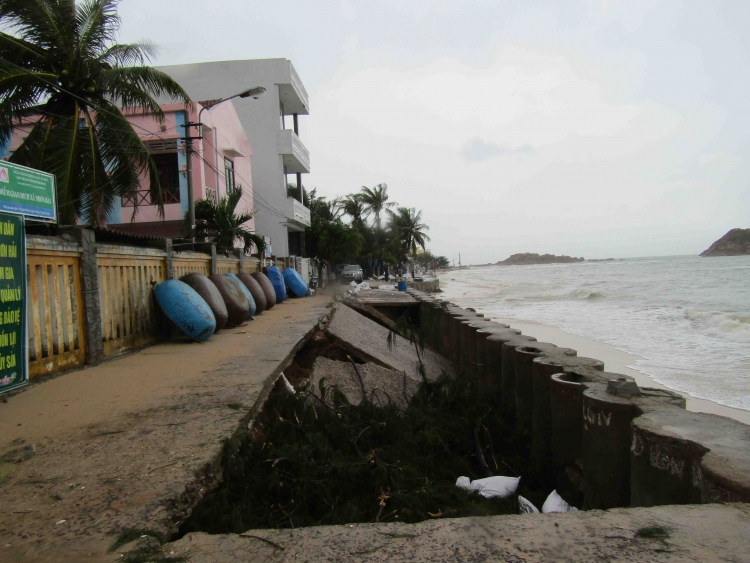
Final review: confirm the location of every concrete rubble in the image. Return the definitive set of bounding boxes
[306,357,420,411]
[325,302,454,381]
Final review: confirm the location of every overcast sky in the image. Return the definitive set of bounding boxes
[120,0,750,263]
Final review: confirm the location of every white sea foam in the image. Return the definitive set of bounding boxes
[440,256,750,411]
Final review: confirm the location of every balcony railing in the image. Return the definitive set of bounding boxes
[277,130,310,173]
[286,197,310,228]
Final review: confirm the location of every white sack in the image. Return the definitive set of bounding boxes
[542,490,579,513]
[455,476,520,499]
[518,495,539,514]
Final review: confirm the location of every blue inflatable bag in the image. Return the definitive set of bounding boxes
[225,273,256,318]
[153,280,216,342]
[282,267,309,298]
[266,266,287,303]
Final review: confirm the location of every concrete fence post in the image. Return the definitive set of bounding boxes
[165,238,174,280]
[235,248,244,273]
[210,245,217,274]
[67,227,104,366]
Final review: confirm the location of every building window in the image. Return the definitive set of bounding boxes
[224,157,235,193]
[122,152,180,206]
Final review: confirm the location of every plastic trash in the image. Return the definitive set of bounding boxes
[542,490,579,513]
[357,282,371,290]
[379,284,396,291]
[350,280,357,287]
[518,495,539,514]
[455,476,520,499]
[280,373,296,395]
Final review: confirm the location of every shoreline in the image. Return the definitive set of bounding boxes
[490,315,750,425]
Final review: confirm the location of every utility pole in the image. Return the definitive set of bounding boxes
[180,121,202,243]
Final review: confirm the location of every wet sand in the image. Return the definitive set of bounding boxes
[493,316,750,425]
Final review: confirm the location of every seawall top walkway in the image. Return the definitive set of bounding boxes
[0,294,333,563]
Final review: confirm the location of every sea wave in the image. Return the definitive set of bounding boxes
[685,309,750,343]
[569,289,605,300]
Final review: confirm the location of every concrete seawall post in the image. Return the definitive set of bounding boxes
[628,393,750,508]
[466,320,492,376]
[483,329,519,403]
[446,309,466,365]
[582,386,637,509]
[550,371,604,468]
[531,355,604,470]
[473,323,510,392]
[514,344,574,434]
[500,337,537,419]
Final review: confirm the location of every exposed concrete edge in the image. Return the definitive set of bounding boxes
[155,305,335,539]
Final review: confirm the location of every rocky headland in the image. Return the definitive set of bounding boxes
[700,228,750,257]
[496,252,585,266]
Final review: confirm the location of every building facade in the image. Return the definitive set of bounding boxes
[158,59,311,258]
[108,101,255,241]
[3,101,256,245]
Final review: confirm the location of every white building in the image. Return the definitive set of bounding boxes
[158,59,311,257]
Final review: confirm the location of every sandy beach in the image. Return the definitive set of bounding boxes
[493,316,750,425]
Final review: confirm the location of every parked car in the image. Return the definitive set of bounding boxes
[341,264,363,284]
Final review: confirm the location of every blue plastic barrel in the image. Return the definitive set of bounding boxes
[397,281,408,291]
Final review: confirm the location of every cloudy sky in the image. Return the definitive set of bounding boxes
[120,0,749,263]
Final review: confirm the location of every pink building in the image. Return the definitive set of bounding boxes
[108,101,255,242]
[5,101,256,245]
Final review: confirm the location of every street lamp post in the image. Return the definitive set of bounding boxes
[182,86,266,243]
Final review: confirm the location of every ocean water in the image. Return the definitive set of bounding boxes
[439,255,750,412]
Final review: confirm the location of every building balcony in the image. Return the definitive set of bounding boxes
[277,130,310,173]
[278,61,309,115]
[286,197,310,231]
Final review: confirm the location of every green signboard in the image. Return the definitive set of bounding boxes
[0,212,26,393]
[0,161,56,222]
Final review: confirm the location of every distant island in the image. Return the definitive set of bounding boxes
[700,228,750,257]
[496,253,585,266]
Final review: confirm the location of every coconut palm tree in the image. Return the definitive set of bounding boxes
[359,183,396,229]
[338,194,369,227]
[0,0,191,224]
[388,206,431,274]
[193,188,265,255]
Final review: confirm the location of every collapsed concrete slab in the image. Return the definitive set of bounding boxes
[325,303,454,380]
[306,357,419,411]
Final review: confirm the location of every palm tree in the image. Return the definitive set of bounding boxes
[0,0,191,224]
[359,183,396,229]
[387,206,431,275]
[193,188,265,255]
[338,194,369,227]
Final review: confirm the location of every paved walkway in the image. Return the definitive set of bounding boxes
[0,295,332,563]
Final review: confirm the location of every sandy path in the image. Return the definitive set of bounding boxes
[0,295,331,563]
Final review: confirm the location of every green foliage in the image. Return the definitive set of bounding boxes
[180,367,547,535]
[286,183,310,207]
[193,188,265,254]
[312,219,362,263]
[0,0,191,224]
[388,206,431,264]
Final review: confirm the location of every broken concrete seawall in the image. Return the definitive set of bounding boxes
[407,288,750,510]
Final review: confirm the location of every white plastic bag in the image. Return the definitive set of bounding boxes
[542,490,579,513]
[379,284,396,291]
[518,495,539,514]
[455,476,520,499]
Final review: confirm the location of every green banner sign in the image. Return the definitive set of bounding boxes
[0,161,56,222]
[0,212,27,393]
